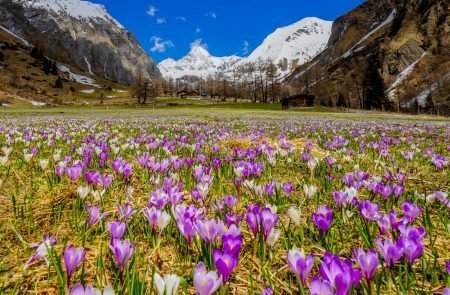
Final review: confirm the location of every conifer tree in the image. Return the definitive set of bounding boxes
[363,54,386,110]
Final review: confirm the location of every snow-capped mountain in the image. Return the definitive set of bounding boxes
[158,17,332,80]
[0,0,161,83]
[158,46,242,79]
[13,0,124,28]
[241,17,332,76]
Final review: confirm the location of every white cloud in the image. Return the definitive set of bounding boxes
[195,27,201,33]
[242,40,249,54]
[205,12,217,19]
[150,36,174,53]
[147,5,158,17]
[156,18,167,24]
[190,39,208,50]
[176,16,187,22]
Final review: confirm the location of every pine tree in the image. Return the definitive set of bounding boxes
[363,54,386,110]
[54,77,63,88]
[51,61,58,75]
[424,94,435,114]
[42,57,52,75]
[336,92,346,107]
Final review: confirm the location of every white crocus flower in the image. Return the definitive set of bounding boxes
[0,156,8,166]
[266,228,281,248]
[53,153,61,162]
[265,204,277,214]
[39,159,49,170]
[303,184,318,199]
[2,147,12,157]
[307,157,318,171]
[154,272,181,295]
[77,186,90,199]
[287,206,302,226]
[157,211,171,232]
[24,152,34,163]
[344,187,358,199]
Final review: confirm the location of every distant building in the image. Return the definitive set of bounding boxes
[177,90,200,98]
[281,94,315,109]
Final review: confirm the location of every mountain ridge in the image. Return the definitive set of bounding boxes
[158,17,332,80]
[0,0,161,84]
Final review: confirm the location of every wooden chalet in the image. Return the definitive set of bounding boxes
[281,94,315,109]
[177,90,200,98]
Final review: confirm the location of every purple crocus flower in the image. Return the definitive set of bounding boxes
[260,208,278,241]
[377,214,390,235]
[286,247,314,284]
[67,165,82,181]
[117,203,136,220]
[398,225,426,243]
[359,200,379,222]
[283,182,293,196]
[63,245,86,283]
[319,252,361,294]
[376,237,403,269]
[225,213,242,227]
[245,204,261,237]
[193,262,222,295]
[398,237,423,264]
[310,276,334,295]
[353,248,379,281]
[85,204,109,228]
[109,239,136,272]
[222,234,243,256]
[195,218,221,244]
[446,260,450,274]
[212,248,238,283]
[261,286,274,295]
[380,185,393,200]
[69,284,101,295]
[333,190,350,208]
[312,206,333,233]
[401,200,423,222]
[444,288,450,295]
[388,210,407,232]
[99,174,113,190]
[107,221,127,242]
[177,219,195,244]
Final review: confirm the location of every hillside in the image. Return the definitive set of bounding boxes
[286,0,449,113]
[0,26,133,106]
[0,0,161,84]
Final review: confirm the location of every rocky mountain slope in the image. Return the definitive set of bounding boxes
[0,0,161,84]
[0,25,130,106]
[158,17,332,80]
[287,0,449,111]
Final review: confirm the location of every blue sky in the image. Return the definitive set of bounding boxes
[96,0,365,63]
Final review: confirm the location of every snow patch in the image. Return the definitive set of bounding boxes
[340,9,396,60]
[57,64,101,88]
[31,101,47,106]
[80,89,95,94]
[84,56,93,75]
[402,72,450,107]
[386,53,426,99]
[0,25,31,47]
[13,0,124,29]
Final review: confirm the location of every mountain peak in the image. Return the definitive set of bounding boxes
[13,0,124,28]
[188,46,211,58]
